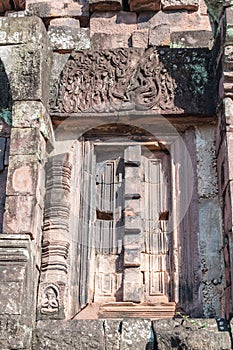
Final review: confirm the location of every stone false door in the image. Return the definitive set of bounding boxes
[92,143,171,305]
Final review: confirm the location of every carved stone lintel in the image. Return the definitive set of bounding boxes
[50,47,216,116]
[52,48,176,114]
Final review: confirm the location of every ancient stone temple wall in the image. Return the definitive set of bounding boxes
[0,0,233,349]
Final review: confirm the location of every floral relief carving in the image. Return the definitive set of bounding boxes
[53,48,176,113]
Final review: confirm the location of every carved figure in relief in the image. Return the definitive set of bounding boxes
[41,286,59,314]
[53,48,176,113]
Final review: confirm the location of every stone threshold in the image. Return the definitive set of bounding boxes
[74,301,176,319]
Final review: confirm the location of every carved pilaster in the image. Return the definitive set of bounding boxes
[37,155,72,320]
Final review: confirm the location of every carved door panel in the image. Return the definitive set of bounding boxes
[94,149,125,302]
[141,152,171,303]
[78,141,96,309]
[89,144,171,304]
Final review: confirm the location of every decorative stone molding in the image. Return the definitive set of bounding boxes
[0,235,34,349]
[38,154,72,319]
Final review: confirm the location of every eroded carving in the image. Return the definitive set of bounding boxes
[41,158,72,278]
[41,285,59,315]
[52,48,176,113]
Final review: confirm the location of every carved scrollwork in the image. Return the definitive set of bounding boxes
[53,48,176,113]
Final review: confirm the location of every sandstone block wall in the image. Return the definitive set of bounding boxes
[0,0,232,349]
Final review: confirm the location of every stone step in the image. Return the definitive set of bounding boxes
[98,301,176,319]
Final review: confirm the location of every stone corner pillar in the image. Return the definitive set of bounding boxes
[0,234,35,349]
[0,15,53,349]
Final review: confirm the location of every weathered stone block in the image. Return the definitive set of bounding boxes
[50,17,80,28]
[161,0,199,10]
[0,234,35,349]
[12,102,54,146]
[103,319,121,350]
[89,0,122,12]
[138,10,211,33]
[129,0,160,12]
[10,45,48,102]
[3,195,36,235]
[195,126,218,199]
[7,155,38,196]
[33,320,105,349]
[121,319,152,349]
[26,0,89,19]
[0,36,50,104]
[0,17,46,45]
[10,128,42,156]
[199,198,223,317]
[131,29,149,48]
[90,11,137,37]
[123,267,143,302]
[171,30,213,48]
[149,24,170,46]
[48,26,90,51]
[91,32,129,49]
[153,318,231,350]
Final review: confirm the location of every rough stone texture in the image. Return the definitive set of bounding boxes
[171,30,213,48]
[103,319,122,349]
[0,235,35,350]
[161,0,199,10]
[90,11,137,47]
[12,101,54,143]
[90,11,137,36]
[138,10,212,48]
[121,319,152,349]
[26,0,89,20]
[91,32,130,49]
[48,26,90,51]
[10,128,42,156]
[33,320,105,349]
[0,17,51,105]
[33,319,232,350]
[89,0,122,12]
[131,29,149,48]
[138,10,211,33]
[196,126,224,318]
[153,318,231,350]
[129,0,160,12]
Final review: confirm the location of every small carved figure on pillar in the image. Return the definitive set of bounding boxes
[41,286,59,315]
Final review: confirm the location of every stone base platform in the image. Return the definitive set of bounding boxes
[32,318,232,350]
[98,302,176,319]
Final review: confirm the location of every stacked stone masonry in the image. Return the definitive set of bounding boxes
[0,0,233,349]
